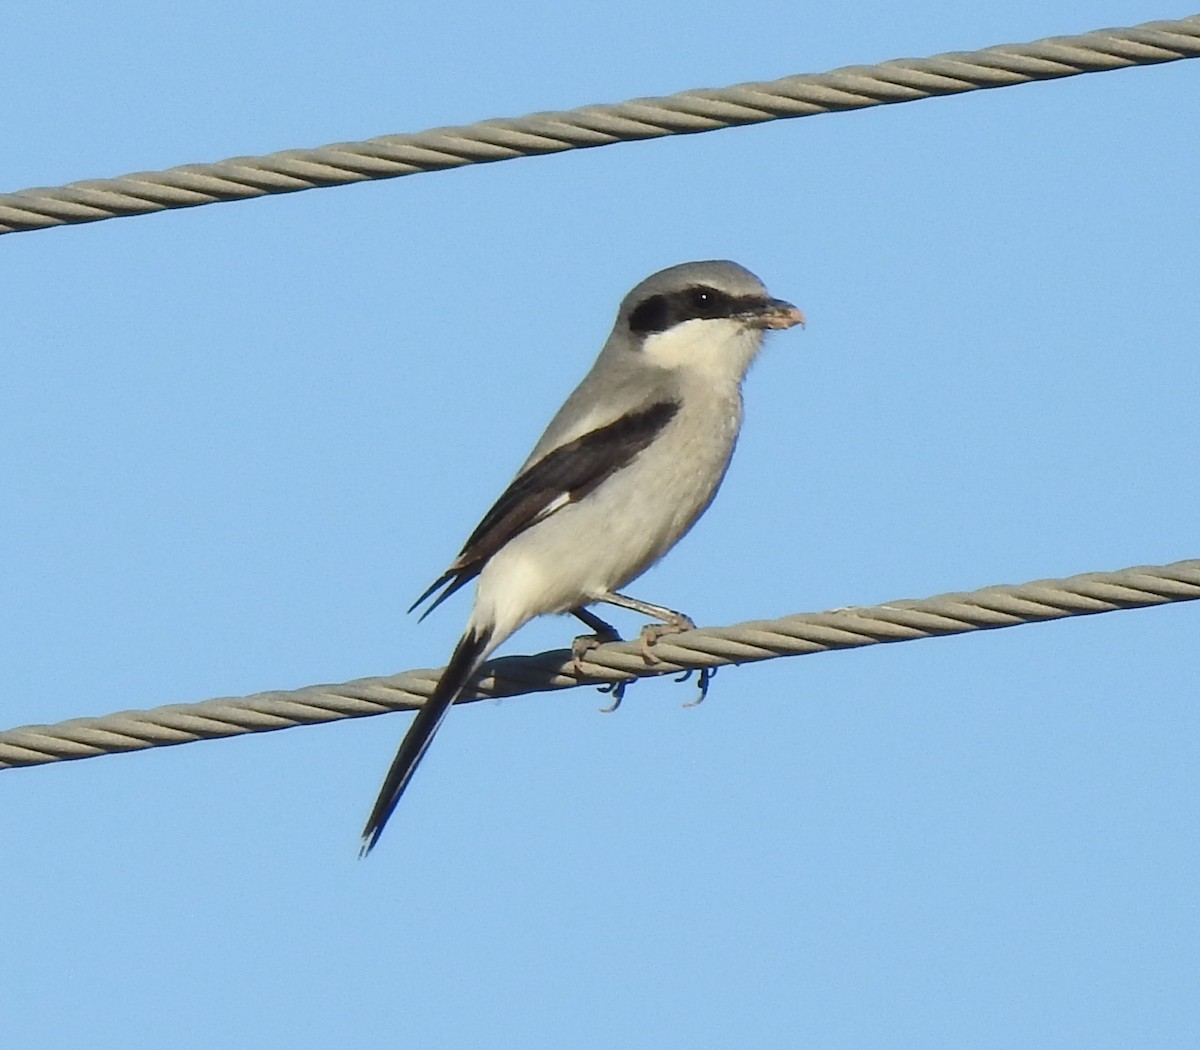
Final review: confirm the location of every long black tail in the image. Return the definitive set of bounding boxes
[359,625,493,856]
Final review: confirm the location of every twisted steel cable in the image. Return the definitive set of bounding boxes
[2,558,1196,770]
[1,15,1198,235]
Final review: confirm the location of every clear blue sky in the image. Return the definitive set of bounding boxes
[3,3,1198,1047]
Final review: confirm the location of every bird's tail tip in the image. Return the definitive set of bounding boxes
[356,623,496,856]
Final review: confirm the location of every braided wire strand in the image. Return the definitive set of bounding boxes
[2,558,1196,769]
[1,15,1197,235]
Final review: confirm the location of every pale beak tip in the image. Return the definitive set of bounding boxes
[762,302,806,330]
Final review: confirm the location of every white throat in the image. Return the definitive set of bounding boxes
[638,317,765,388]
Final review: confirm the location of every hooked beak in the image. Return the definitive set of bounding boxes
[747,297,806,331]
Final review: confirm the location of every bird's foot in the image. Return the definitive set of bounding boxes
[638,613,696,665]
[571,627,621,678]
[571,628,628,712]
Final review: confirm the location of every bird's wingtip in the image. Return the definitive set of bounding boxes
[408,571,468,620]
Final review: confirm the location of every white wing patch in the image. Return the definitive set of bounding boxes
[529,490,573,527]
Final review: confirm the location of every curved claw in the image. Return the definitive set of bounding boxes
[597,679,628,713]
[682,666,717,707]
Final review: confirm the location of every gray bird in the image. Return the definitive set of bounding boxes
[361,260,804,854]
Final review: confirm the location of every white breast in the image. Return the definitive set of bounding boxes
[469,337,753,642]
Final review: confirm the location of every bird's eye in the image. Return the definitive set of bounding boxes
[629,285,736,338]
[684,286,730,319]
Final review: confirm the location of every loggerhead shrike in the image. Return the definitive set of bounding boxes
[360,260,804,854]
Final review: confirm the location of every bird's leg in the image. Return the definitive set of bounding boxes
[570,606,622,675]
[591,590,696,665]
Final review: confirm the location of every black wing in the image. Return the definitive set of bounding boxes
[410,399,680,619]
